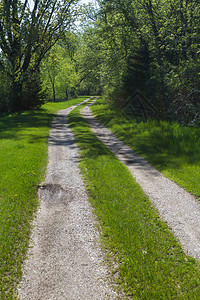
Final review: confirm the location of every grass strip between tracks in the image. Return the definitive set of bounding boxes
[0,96,89,298]
[68,104,200,299]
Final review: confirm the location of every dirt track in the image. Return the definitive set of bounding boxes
[82,100,200,260]
[18,97,200,299]
[17,99,117,299]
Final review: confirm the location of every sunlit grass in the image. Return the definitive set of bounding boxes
[0,96,87,298]
[68,105,200,299]
[91,97,200,199]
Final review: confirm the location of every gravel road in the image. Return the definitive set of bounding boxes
[17,99,117,299]
[82,101,200,260]
[17,96,200,299]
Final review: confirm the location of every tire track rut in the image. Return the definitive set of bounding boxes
[17,98,117,300]
[82,100,200,260]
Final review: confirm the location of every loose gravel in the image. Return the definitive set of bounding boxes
[17,99,118,300]
[82,101,200,260]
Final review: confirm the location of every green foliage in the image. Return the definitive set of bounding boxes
[79,0,200,123]
[0,68,46,112]
[0,0,78,111]
[0,69,12,112]
[1,0,199,120]
[165,59,200,124]
[68,104,200,299]
[75,26,104,95]
[41,41,80,101]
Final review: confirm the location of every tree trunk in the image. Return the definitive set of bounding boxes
[53,82,56,102]
[145,0,165,118]
[12,78,23,111]
[66,89,68,100]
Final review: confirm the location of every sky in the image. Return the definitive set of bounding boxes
[81,0,96,4]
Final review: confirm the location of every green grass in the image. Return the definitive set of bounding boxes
[68,105,200,299]
[0,96,89,298]
[91,97,200,199]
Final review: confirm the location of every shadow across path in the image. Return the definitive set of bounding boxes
[81,101,200,260]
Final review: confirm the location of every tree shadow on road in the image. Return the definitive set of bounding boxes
[68,111,110,159]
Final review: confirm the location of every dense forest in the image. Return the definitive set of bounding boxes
[0,0,200,124]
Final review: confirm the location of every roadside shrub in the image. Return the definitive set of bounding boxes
[165,59,200,125]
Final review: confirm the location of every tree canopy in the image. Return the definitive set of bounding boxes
[78,0,200,124]
[0,0,78,110]
[0,0,200,124]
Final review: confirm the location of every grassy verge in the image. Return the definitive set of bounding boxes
[0,96,88,298]
[68,105,200,299]
[91,97,200,199]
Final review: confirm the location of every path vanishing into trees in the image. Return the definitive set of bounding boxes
[17,98,118,299]
[18,97,200,299]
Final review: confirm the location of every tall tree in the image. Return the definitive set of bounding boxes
[0,0,78,110]
[93,0,200,122]
[41,39,80,100]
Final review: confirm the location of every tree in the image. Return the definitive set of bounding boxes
[0,0,78,111]
[41,48,60,102]
[41,33,80,100]
[86,0,200,123]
